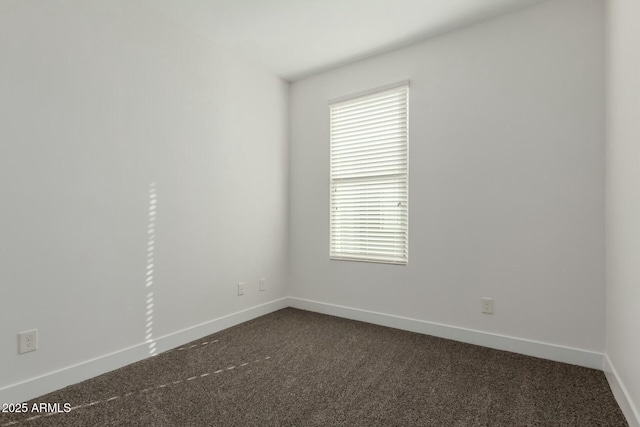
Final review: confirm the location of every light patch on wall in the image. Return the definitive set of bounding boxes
[146,183,157,356]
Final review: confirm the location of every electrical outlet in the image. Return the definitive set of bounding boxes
[481,297,494,314]
[237,282,245,296]
[259,278,266,292]
[18,329,38,354]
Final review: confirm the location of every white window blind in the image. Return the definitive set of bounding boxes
[330,83,409,265]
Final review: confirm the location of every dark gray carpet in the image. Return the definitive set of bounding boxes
[1,308,627,426]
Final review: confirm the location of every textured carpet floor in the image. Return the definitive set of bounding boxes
[1,308,627,426]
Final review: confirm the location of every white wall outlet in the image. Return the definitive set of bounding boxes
[481,297,494,314]
[18,329,38,354]
[237,282,245,296]
[259,278,266,292]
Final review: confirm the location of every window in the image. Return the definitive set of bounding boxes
[329,82,409,265]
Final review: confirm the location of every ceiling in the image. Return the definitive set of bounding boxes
[139,0,548,81]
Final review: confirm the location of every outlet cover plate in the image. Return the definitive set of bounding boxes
[238,282,245,296]
[259,278,266,292]
[18,329,38,354]
[481,297,494,314]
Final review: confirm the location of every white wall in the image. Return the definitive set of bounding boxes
[605,0,640,423]
[290,0,605,353]
[0,0,288,400]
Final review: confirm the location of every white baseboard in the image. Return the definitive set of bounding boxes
[603,354,640,427]
[287,297,604,370]
[0,298,289,405]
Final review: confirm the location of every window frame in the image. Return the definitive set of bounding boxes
[329,81,409,265]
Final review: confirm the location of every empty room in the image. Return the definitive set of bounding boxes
[1,0,638,425]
